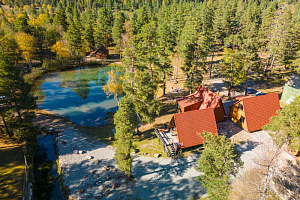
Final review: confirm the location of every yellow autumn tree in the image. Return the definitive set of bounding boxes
[51,40,71,58]
[102,70,123,104]
[14,32,35,63]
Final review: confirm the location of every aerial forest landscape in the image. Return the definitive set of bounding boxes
[0,0,300,199]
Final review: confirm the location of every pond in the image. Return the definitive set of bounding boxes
[35,66,119,127]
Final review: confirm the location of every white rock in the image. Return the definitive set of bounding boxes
[78,150,83,154]
[154,153,161,158]
[87,155,92,160]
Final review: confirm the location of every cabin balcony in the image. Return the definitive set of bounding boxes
[154,129,180,157]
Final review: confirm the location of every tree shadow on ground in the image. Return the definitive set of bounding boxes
[236,141,260,155]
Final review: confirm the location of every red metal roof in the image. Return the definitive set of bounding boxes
[176,94,203,108]
[176,85,221,109]
[174,109,218,148]
[242,93,280,132]
[195,85,221,109]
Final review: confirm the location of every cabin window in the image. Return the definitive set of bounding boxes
[177,103,180,109]
[240,116,245,123]
[238,103,243,110]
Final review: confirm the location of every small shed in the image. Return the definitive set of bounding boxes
[87,46,109,59]
[281,73,300,104]
[176,85,227,122]
[228,93,280,132]
[168,108,218,149]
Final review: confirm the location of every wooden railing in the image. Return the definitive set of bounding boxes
[154,129,180,157]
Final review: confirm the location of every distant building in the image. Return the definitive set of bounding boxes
[176,85,227,122]
[87,45,109,60]
[168,108,218,149]
[280,73,300,104]
[228,93,280,132]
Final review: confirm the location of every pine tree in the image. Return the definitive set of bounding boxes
[95,7,113,47]
[0,51,35,137]
[157,21,174,96]
[112,11,125,58]
[53,9,68,30]
[263,96,300,153]
[66,20,82,56]
[196,132,242,200]
[114,96,138,177]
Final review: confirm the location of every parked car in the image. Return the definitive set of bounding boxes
[247,87,253,94]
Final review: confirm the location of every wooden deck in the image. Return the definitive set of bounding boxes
[155,129,180,157]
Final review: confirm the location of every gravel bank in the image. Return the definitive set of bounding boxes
[56,125,204,200]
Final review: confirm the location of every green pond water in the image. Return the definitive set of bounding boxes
[36,66,119,126]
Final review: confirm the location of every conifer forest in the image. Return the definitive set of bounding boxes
[0,0,300,199]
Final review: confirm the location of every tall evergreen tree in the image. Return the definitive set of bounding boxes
[112,11,125,58]
[196,132,242,200]
[114,96,138,177]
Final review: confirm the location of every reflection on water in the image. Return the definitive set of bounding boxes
[33,134,64,200]
[36,66,119,126]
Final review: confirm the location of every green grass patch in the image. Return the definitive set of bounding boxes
[78,123,115,146]
[0,138,25,200]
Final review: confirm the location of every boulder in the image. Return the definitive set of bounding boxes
[93,194,103,199]
[112,182,118,189]
[154,153,161,158]
[77,188,84,194]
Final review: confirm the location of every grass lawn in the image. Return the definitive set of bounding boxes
[0,137,25,200]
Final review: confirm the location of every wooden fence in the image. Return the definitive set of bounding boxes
[22,144,32,200]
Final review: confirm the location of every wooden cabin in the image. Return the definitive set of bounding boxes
[228,93,280,132]
[87,46,109,59]
[176,85,227,122]
[168,109,218,149]
[281,73,300,105]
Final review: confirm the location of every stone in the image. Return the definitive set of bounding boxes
[79,150,83,154]
[84,193,91,198]
[61,140,67,145]
[154,153,161,158]
[93,194,103,199]
[112,181,118,189]
[86,183,93,188]
[77,188,84,194]
[72,146,75,149]
[83,175,87,179]
[95,180,102,186]
[87,155,93,160]
[103,189,111,196]
[103,166,110,171]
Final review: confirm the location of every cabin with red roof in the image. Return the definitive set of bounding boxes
[228,93,280,132]
[176,85,227,122]
[167,108,218,149]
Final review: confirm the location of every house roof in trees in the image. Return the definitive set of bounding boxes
[176,94,203,108]
[89,45,109,56]
[174,109,218,148]
[230,93,280,132]
[176,85,221,109]
[285,73,300,90]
